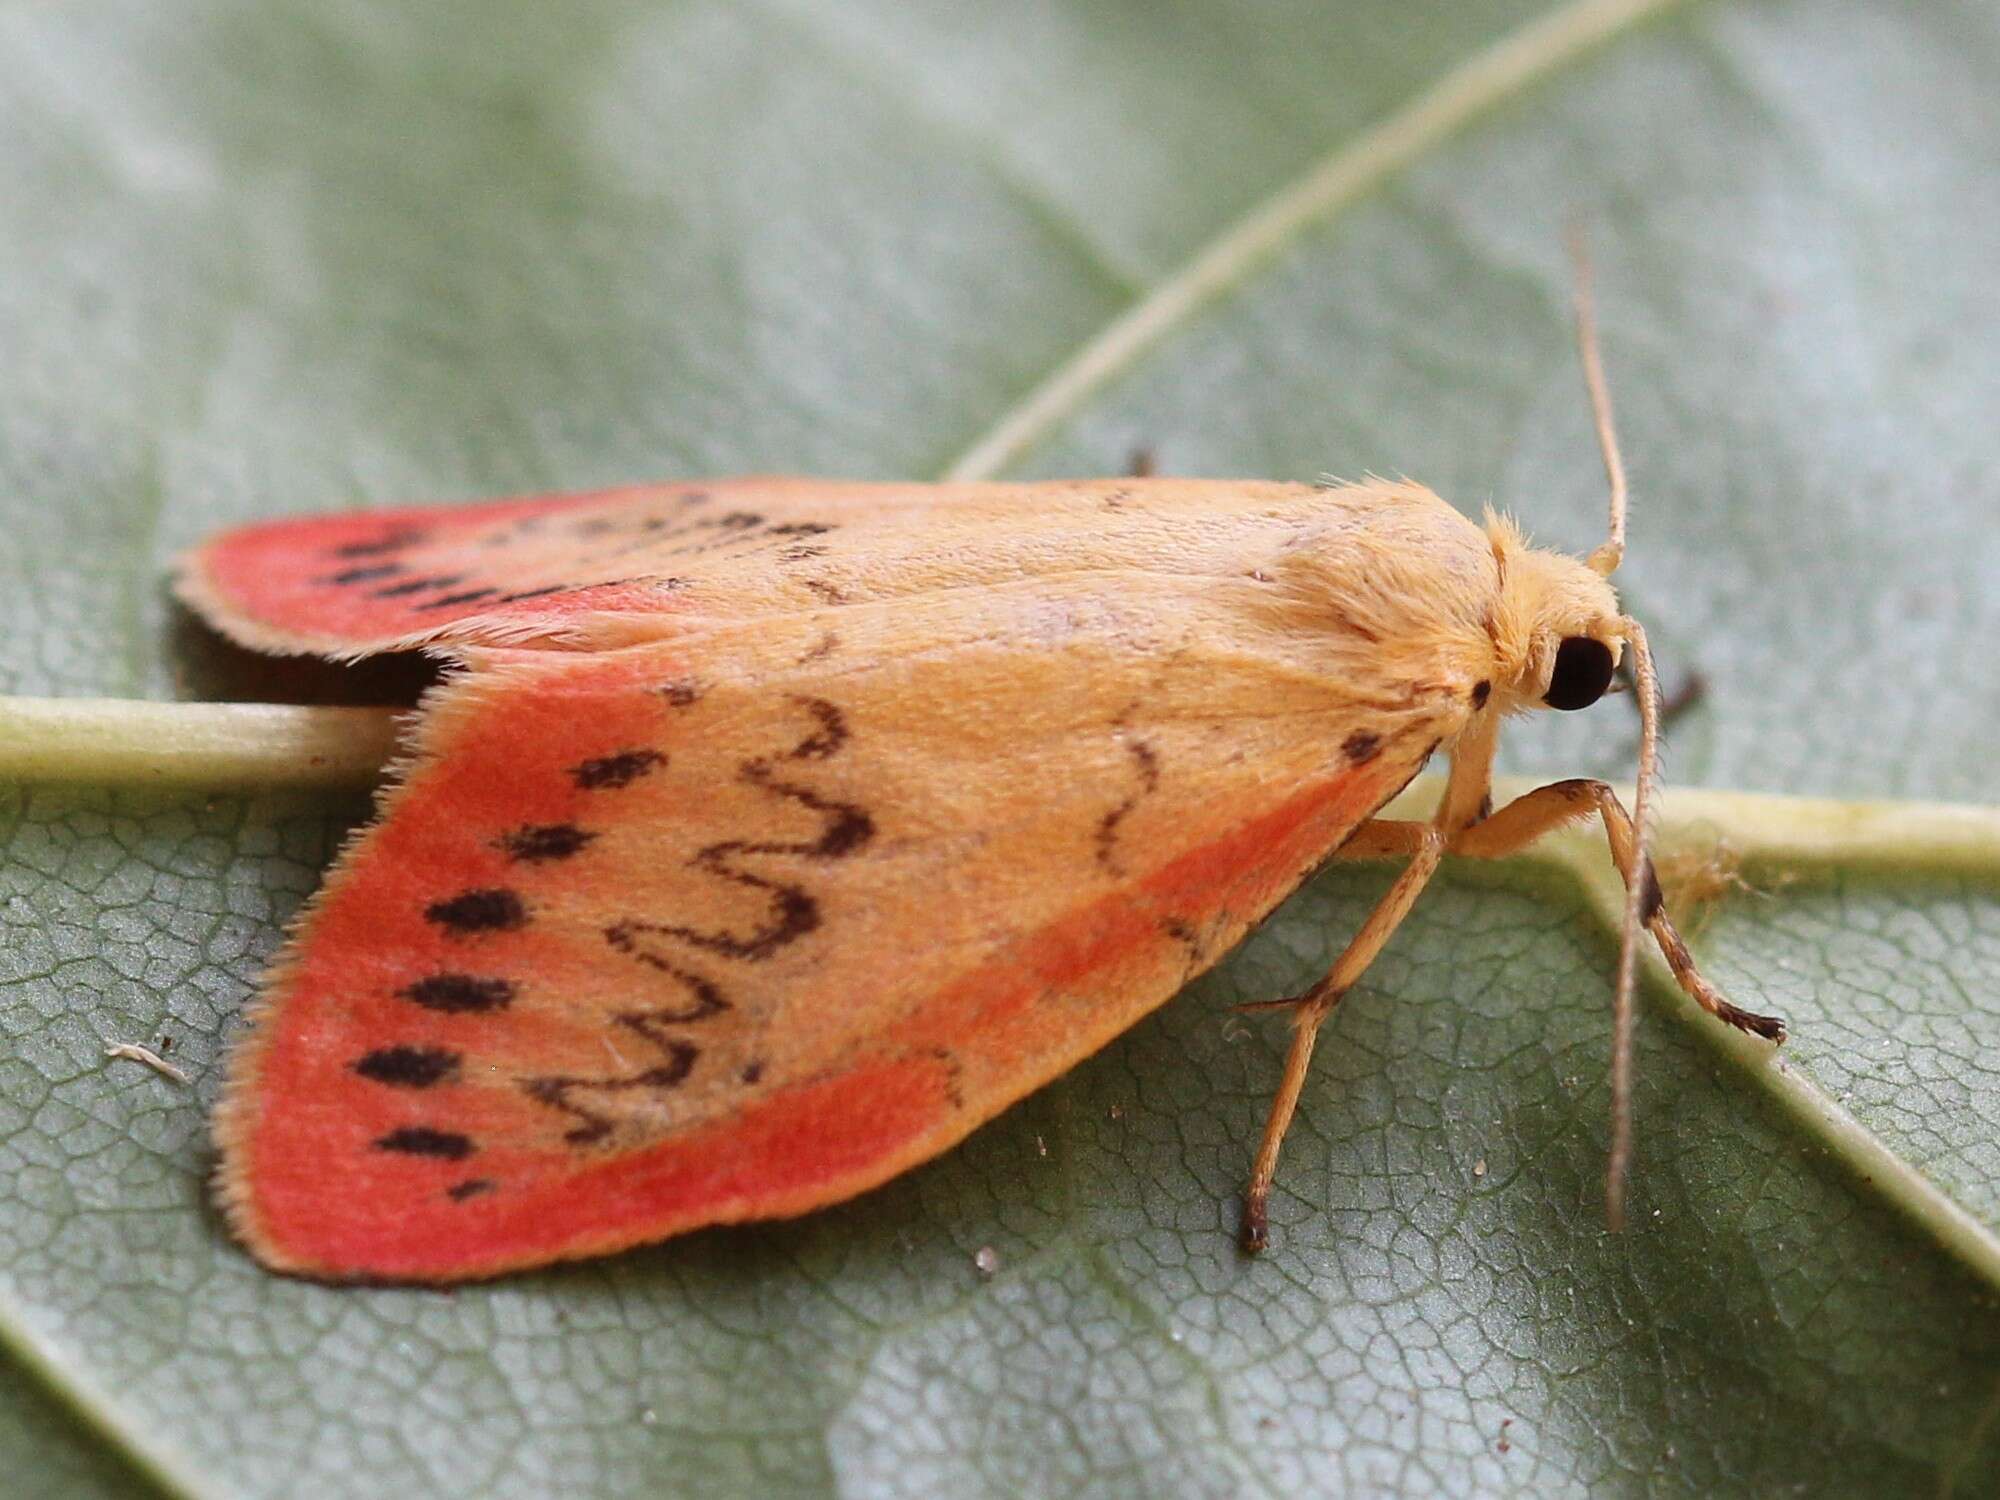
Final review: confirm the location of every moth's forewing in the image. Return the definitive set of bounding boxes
[181,477,1352,656]
[185,480,1485,1279]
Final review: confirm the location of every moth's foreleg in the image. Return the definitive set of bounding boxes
[1231,821,1432,1012]
[1616,654,1707,724]
[1451,780,1787,1041]
[1240,825,1447,1253]
[1329,817,1432,861]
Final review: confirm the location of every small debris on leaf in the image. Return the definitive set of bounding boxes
[104,1042,189,1086]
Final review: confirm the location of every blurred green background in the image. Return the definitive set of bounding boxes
[1,1,1997,1495]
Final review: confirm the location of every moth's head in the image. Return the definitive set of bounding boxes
[1483,510,1627,715]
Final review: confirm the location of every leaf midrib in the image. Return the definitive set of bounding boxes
[941,0,1693,482]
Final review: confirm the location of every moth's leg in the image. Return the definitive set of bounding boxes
[1616,656,1707,723]
[1450,780,1786,1040]
[1240,825,1447,1251]
[1242,728,1496,1248]
[1659,670,1707,722]
[1231,821,1432,1017]
[1333,710,1499,863]
[1330,818,1429,860]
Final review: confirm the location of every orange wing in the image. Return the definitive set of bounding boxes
[215,613,1447,1279]
[177,475,1352,658]
[187,479,1490,1279]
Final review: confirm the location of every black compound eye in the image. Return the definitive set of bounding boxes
[1544,636,1615,711]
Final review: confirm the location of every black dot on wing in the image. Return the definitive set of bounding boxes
[569,749,665,790]
[814,807,873,858]
[1342,730,1382,765]
[319,563,403,586]
[424,888,527,934]
[402,974,516,1012]
[740,1060,764,1085]
[497,823,597,863]
[417,587,500,610]
[330,528,427,559]
[658,680,701,707]
[372,574,465,598]
[446,1178,495,1202]
[354,1045,462,1088]
[375,1126,475,1160]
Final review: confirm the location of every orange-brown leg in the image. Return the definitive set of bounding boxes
[1617,656,1707,723]
[1231,821,1430,1014]
[1232,824,1440,1024]
[1329,817,1431,860]
[1449,779,1786,1040]
[1240,717,1499,1252]
[1240,826,1446,1250]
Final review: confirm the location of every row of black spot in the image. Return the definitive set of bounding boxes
[315,498,838,618]
[544,508,836,573]
[313,557,606,611]
[356,738,674,1197]
[315,515,678,611]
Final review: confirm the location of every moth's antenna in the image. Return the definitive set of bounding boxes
[1568,228,1626,577]
[1604,616,1660,1230]
[1575,229,1641,1218]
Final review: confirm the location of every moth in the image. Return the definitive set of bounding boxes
[178,262,1785,1281]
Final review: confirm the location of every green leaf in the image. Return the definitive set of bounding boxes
[3,0,1999,1495]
